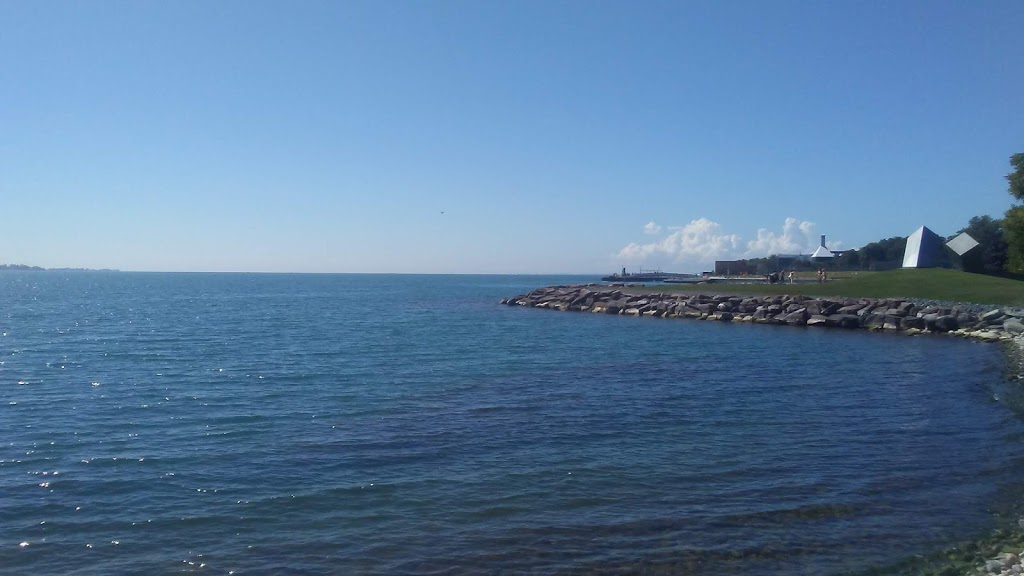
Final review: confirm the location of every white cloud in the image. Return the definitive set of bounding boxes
[616,217,843,270]
[743,217,818,257]
[617,218,741,266]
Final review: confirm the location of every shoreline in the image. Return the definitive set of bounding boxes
[501,284,1024,574]
[501,284,1024,352]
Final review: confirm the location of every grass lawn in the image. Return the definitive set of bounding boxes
[648,268,1024,306]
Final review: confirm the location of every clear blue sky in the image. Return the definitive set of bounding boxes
[2,1,1021,273]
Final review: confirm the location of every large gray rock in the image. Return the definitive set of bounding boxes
[740,297,760,309]
[902,316,926,330]
[883,315,901,330]
[820,301,841,315]
[981,309,1005,324]
[863,313,886,329]
[807,315,828,326]
[1004,318,1024,334]
[933,315,959,332]
[826,314,861,329]
[783,310,808,325]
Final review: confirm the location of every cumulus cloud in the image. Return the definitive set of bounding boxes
[617,218,741,265]
[616,217,842,269]
[743,217,818,257]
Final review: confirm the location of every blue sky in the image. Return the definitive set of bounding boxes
[2,1,1021,273]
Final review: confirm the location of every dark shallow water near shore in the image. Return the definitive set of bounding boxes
[1,272,1023,575]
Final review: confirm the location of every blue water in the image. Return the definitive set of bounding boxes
[1,272,1022,575]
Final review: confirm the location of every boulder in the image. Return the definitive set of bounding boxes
[981,309,1005,324]
[863,313,886,329]
[820,302,841,315]
[783,310,808,325]
[1004,318,1024,334]
[902,316,926,330]
[826,314,861,329]
[807,315,828,326]
[933,315,959,332]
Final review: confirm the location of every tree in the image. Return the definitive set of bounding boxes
[1006,154,1024,274]
[953,215,1007,274]
[857,236,907,269]
[833,249,860,269]
[1008,153,1024,201]
[1005,207,1024,274]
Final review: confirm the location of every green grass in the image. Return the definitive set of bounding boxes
[649,268,1024,306]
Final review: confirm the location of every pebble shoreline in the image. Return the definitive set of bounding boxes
[501,284,1024,573]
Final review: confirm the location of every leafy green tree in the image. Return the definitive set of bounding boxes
[1008,153,1024,200]
[833,249,860,269]
[857,236,906,269]
[1006,154,1024,274]
[952,215,1007,274]
[1005,207,1024,274]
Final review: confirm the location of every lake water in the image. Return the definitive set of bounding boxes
[1,272,1022,575]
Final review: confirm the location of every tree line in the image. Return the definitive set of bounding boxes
[742,154,1024,276]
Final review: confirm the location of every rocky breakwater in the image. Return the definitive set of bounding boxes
[500,285,1024,345]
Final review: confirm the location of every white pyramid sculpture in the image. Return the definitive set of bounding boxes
[902,226,945,268]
